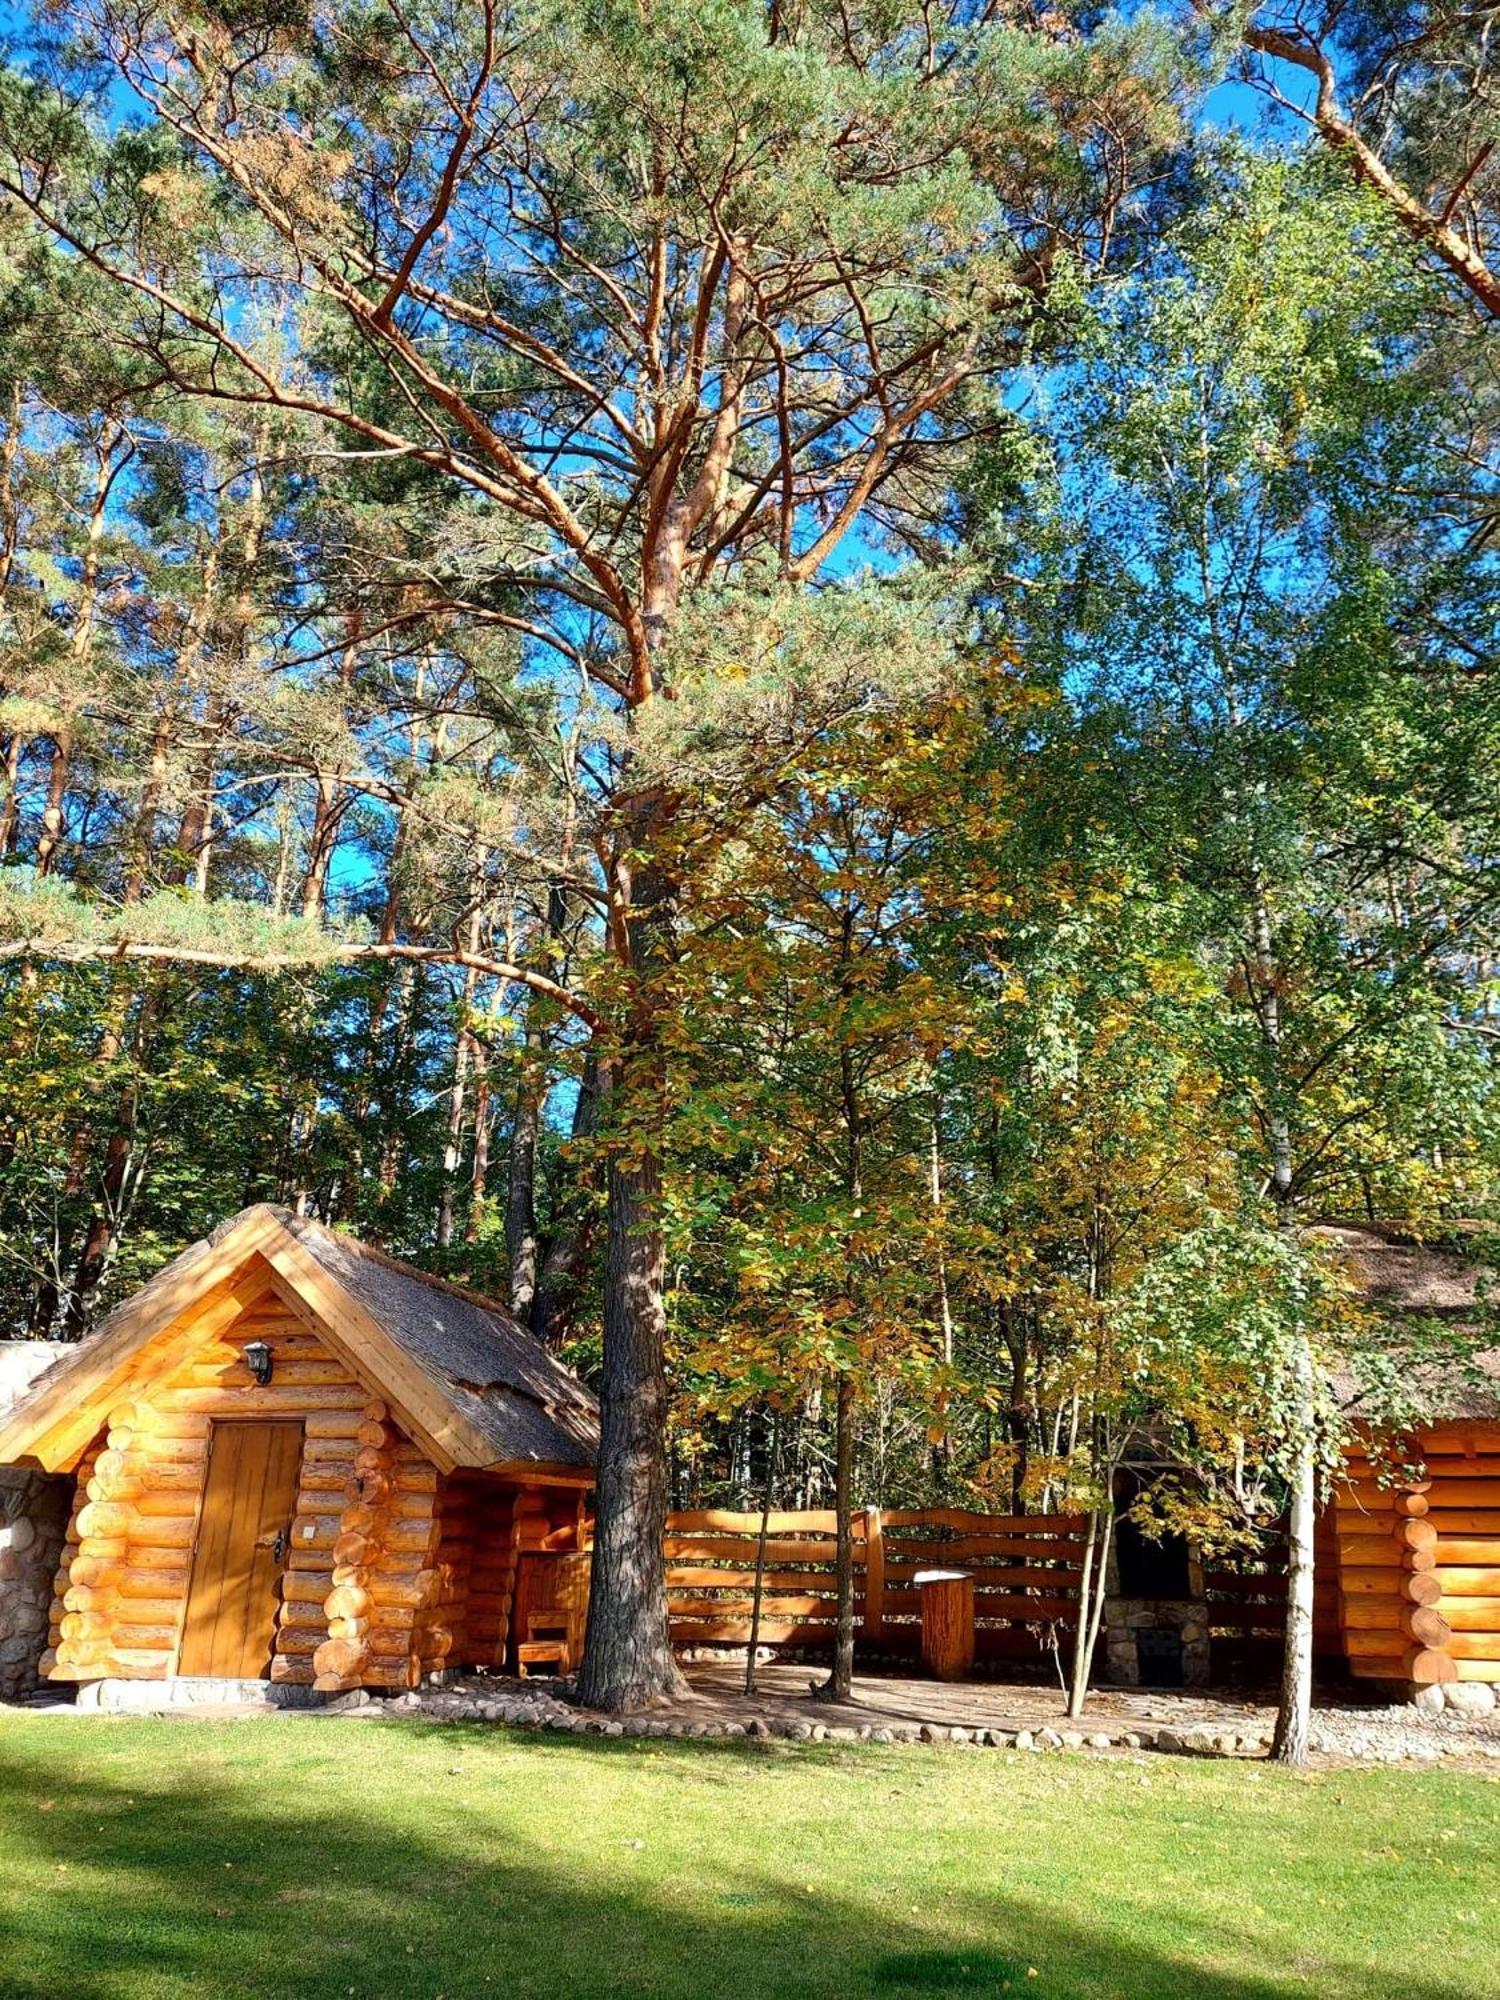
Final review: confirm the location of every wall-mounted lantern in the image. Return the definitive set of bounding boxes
[244,1339,274,1387]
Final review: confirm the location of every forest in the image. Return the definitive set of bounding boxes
[0,0,1496,1750]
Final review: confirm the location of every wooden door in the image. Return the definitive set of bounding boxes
[179,1422,302,1679]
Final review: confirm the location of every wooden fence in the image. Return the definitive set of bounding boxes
[664,1505,1088,1658]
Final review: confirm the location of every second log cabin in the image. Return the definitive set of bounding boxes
[0,1204,598,1693]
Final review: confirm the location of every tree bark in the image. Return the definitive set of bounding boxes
[506,1051,542,1317]
[1250,874,1318,1767]
[1271,1334,1317,1764]
[575,1128,687,1709]
[823,1373,857,1701]
[744,1409,778,1697]
[1067,1504,1115,1719]
[575,831,687,1711]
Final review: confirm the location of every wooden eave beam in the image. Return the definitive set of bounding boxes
[2,1267,280,1472]
[0,1207,295,1470]
[480,1459,596,1487]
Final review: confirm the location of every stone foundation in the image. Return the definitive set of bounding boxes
[0,1468,71,1701]
[1104,1596,1211,1688]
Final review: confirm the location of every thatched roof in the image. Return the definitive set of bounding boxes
[1311,1223,1488,1317]
[275,1212,598,1469]
[1313,1222,1500,1422]
[0,1205,597,1477]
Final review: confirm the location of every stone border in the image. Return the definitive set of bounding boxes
[375,1686,1496,1762]
[24,1675,1497,1766]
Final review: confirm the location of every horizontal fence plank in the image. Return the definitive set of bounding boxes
[663,1536,844,1563]
[666,1567,847,1592]
[880,1508,1087,1532]
[668,1509,846,1535]
[668,1593,848,1619]
[884,1536,1085,1562]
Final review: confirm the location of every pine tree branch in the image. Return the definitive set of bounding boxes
[0,937,602,1031]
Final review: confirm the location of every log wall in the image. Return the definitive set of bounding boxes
[1334,1422,1500,1689]
[36,1292,578,1692]
[36,1286,586,1691]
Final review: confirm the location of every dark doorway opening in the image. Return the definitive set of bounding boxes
[1136,1626,1184,1688]
[1113,1472,1192,1597]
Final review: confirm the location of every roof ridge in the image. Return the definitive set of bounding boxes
[279,1210,594,1419]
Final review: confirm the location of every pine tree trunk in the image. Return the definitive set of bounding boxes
[575,1133,687,1710]
[575,827,686,1712]
[34,733,71,877]
[506,1054,542,1318]
[0,380,20,603]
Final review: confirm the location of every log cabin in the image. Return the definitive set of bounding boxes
[0,1211,1495,1707]
[1318,1224,1500,1698]
[0,1204,597,1694]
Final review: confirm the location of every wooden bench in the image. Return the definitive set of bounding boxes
[517,1613,574,1677]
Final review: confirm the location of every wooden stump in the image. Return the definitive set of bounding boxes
[917,1570,975,1682]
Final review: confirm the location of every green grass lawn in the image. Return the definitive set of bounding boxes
[0,1714,1497,2000]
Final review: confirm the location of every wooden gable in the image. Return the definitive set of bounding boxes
[0,1208,502,1476]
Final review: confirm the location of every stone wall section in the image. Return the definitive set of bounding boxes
[0,1468,71,1700]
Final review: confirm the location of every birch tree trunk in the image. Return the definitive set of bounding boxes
[1067,1505,1115,1719]
[1272,1334,1318,1764]
[1250,876,1318,1766]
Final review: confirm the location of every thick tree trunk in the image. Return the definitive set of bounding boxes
[575,1134,687,1710]
[575,818,686,1711]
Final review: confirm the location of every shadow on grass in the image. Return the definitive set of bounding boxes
[0,1721,1488,2000]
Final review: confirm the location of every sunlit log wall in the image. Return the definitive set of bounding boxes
[37,1293,568,1691]
[1336,1421,1500,1690]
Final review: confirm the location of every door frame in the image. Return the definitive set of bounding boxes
[174,1417,304,1679]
